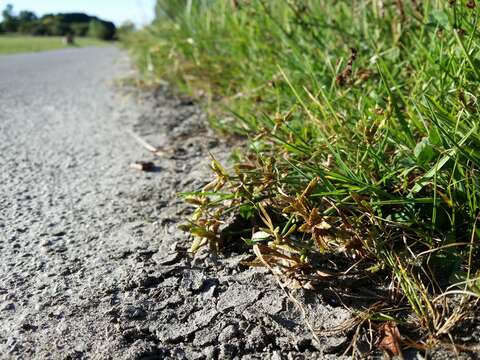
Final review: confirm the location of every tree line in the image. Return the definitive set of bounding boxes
[0,4,117,40]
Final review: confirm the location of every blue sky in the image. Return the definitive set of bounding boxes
[0,0,156,26]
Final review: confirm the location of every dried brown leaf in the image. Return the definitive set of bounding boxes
[379,322,403,358]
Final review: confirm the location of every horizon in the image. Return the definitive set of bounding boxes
[0,0,156,26]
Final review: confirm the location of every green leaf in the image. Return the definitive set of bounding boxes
[414,137,435,165]
[251,231,271,242]
[243,231,271,246]
[385,47,400,61]
[239,204,255,219]
[428,11,449,29]
[428,127,442,146]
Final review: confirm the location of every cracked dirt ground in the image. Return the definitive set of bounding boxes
[0,47,353,359]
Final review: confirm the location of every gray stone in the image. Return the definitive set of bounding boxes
[203,346,217,360]
[123,306,147,320]
[1,303,15,311]
[180,270,206,292]
[218,324,239,342]
[216,284,262,312]
[219,343,238,359]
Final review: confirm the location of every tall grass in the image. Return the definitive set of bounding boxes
[126,0,480,351]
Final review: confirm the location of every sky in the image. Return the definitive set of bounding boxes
[0,0,156,26]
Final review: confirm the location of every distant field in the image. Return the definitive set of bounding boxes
[0,35,110,55]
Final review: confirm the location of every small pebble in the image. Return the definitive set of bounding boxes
[218,324,238,343]
[123,306,147,320]
[1,303,15,311]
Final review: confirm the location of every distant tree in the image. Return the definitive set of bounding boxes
[61,13,92,24]
[49,18,70,36]
[2,4,19,32]
[39,15,54,35]
[18,10,37,23]
[29,23,48,36]
[17,10,38,34]
[0,7,116,39]
[71,22,89,37]
[2,4,14,20]
[88,20,115,40]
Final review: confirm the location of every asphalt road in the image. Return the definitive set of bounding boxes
[0,47,352,360]
[0,47,166,358]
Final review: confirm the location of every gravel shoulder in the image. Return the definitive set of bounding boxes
[0,47,352,359]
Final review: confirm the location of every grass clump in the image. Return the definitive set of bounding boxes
[126,0,480,353]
